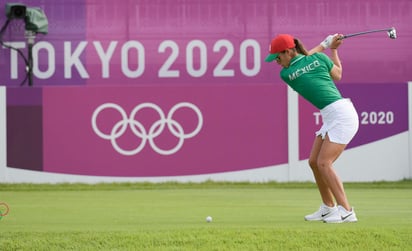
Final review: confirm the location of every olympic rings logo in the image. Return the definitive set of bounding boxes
[91,102,203,156]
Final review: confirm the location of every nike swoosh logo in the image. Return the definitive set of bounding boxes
[321,212,331,217]
[341,213,353,221]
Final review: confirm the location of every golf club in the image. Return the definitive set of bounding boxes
[341,27,397,39]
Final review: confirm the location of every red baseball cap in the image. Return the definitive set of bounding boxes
[265,34,295,62]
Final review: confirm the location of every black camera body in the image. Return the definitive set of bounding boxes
[6,3,27,20]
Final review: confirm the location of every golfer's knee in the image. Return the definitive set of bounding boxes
[308,158,318,170]
[317,159,332,170]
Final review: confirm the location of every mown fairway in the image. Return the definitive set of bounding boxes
[0,181,411,250]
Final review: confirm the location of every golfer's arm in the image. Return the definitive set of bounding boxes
[329,49,342,81]
[308,45,324,55]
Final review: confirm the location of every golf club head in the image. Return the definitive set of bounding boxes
[387,28,397,39]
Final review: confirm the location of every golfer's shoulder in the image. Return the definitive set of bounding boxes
[307,52,332,64]
[308,52,328,59]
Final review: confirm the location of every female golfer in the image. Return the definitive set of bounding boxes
[265,34,358,223]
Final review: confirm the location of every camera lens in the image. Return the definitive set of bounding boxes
[13,8,25,18]
[10,6,26,19]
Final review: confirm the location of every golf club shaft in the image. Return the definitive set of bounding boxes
[342,28,393,39]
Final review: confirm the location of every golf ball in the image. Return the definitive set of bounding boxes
[206,216,212,222]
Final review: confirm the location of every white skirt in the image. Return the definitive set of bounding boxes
[315,98,359,145]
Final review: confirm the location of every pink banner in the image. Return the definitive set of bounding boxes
[299,83,408,160]
[1,1,411,86]
[42,84,288,176]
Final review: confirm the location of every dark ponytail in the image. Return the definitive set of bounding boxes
[294,38,309,56]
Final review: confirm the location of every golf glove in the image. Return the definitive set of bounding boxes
[320,34,337,49]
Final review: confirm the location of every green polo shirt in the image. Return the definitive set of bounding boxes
[280,53,342,109]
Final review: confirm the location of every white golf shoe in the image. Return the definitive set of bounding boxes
[323,205,358,223]
[304,203,338,221]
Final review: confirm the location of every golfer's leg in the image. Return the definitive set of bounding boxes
[308,136,334,207]
[317,135,351,210]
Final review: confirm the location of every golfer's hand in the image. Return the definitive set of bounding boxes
[330,34,344,49]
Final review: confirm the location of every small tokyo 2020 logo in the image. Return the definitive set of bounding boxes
[91,102,203,156]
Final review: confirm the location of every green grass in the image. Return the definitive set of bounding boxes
[0,181,411,250]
